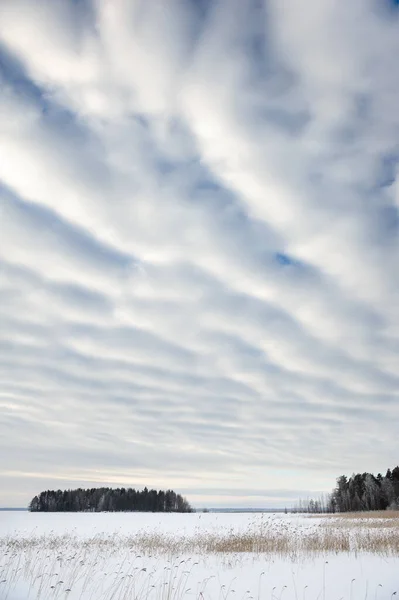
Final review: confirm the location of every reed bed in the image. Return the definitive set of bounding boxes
[2,518,399,559]
[329,511,399,519]
[1,516,398,600]
[320,512,399,526]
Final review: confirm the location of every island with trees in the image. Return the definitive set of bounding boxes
[29,487,193,513]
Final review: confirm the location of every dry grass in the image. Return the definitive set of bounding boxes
[1,517,398,599]
[317,512,399,529]
[2,520,399,559]
[321,511,399,520]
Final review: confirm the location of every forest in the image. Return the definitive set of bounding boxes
[29,487,193,513]
[295,466,399,513]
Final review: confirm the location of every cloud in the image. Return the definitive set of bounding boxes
[0,0,398,507]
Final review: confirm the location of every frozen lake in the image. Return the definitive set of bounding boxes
[1,511,398,600]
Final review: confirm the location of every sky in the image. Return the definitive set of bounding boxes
[0,0,398,509]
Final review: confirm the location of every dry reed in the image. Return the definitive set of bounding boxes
[1,516,398,600]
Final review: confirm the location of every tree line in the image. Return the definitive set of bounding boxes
[29,487,193,513]
[294,466,399,513]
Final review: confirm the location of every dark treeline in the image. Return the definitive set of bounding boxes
[29,487,193,513]
[294,466,399,513]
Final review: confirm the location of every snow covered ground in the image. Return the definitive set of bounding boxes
[0,511,398,600]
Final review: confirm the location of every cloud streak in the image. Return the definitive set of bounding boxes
[0,0,398,507]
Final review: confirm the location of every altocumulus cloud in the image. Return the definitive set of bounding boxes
[0,0,398,508]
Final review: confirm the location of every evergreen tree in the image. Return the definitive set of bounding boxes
[296,465,399,513]
[29,486,193,513]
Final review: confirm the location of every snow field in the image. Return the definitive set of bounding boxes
[0,512,398,600]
